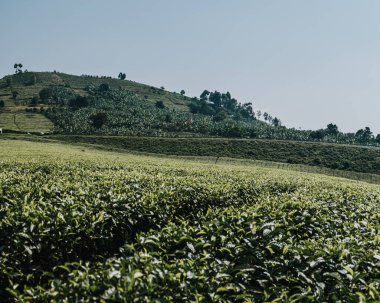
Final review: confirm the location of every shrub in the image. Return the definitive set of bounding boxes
[69,96,89,108]
[90,112,108,129]
[39,88,51,101]
[99,83,110,92]
[213,111,227,122]
[155,101,165,109]
[30,96,39,106]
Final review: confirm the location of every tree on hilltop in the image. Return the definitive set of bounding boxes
[272,117,281,127]
[356,127,373,143]
[375,134,380,144]
[13,63,23,74]
[200,90,210,101]
[326,123,339,136]
[118,72,126,80]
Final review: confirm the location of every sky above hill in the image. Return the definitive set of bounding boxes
[1,1,379,134]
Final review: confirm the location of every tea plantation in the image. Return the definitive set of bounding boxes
[1,139,380,302]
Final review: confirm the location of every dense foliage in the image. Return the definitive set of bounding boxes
[1,160,380,302]
[42,84,380,146]
[44,84,287,138]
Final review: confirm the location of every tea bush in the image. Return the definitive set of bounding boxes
[1,161,380,302]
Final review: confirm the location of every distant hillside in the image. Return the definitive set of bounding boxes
[0,71,379,146]
[0,71,191,110]
[0,71,193,134]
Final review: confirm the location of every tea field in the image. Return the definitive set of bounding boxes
[1,138,380,302]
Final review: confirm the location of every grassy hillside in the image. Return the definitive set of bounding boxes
[0,71,191,133]
[0,74,52,132]
[1,137,380,302]
[0,71,191,110]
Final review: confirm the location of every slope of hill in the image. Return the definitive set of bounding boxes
[0,71,193,133]
[0,74,53,132]
[0,71,191,110]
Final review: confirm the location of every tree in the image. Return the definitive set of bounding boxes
[0,100,4,108]
[375,134,380,144]
[118,72,126,80]
[272,117,281,127]
[225,98,237,112]
[364,126,373,138]
[209,91,222,108]
[326,123,339,136]
[30,96,39,107]
[213,110,227,122]
[180,90,185,96]
[99,83,110,92]
[263,112,269,121]
[155,100,165,109]
[200,90,210,101]
[256,110,262,120]
[310,129,325,141]
[39,88,51,101]
[69,96,89,108]
[13,63,23,74]
[356,127,373,143]
[240,103,253,119]
[160,86,165,90]
[90,112,108,129]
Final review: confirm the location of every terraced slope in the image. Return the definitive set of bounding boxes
[0,71,192,133]
[0,71,191,111]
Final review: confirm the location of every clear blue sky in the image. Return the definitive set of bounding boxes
[1,1,379,134]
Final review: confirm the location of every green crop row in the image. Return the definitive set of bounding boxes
[1,161,380,302]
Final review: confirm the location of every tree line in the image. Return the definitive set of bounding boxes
[188,90,281,127]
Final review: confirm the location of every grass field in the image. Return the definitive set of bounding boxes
[3,134,380,184]
[45,135,380,176]
[1,137,380,302]
[0,110,53,133]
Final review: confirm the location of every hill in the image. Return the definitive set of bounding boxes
[2,71,380,146]
[0,71,190,110]
[0,71,192,133]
